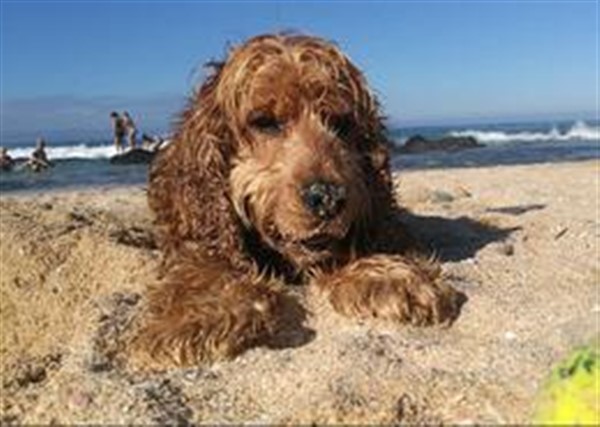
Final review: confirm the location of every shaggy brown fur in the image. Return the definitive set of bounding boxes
[136,33,461,367]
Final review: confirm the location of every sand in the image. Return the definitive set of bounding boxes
[1,160,598,424]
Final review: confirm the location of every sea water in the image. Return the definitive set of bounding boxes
[391,120,599,170]
[1,119,598,193]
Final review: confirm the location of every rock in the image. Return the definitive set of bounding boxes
[109,226,157,249]
[69,389,94,409]
[497,242,515,256]
[430,190,455,204]
[3,353,63,390]
[397,134,484,154]
[109,149,156,165]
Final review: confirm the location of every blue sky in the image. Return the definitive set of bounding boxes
[1,0,598,141]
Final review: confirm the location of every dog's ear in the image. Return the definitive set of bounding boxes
[355,91,393,210]
[148,63,244,263]
[364,126,393,214]
[338,58,393,214]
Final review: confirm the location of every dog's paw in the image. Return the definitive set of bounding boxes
[320,255,462,325]
[130,283,285,369]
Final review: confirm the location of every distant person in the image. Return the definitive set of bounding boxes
[110,111,126,153]
[141,133,154,149]
[27,137,52,172]
[122,111,137,150]
[141,133,165,152]
[0,147,15,171]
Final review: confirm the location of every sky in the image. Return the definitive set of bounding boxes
[0,0,598,141]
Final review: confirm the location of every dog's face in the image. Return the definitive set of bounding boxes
[214,35,387,269]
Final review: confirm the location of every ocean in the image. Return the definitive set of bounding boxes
[1,119,598,193]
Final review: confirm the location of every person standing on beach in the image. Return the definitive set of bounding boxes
[110,111,126,153]
[122,111,138,150]
[0,147,15,171]
[27,137,52,172]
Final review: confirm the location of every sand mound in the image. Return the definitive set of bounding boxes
[1,162,598,424]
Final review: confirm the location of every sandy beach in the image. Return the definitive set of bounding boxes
[1,160,598,424]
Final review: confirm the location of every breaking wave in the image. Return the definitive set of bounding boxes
[6,138,170,161]
[448,120,599,144]
[8,143,117,160]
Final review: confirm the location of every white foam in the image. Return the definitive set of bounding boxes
[448,120,600,144]
[8,143,117,160]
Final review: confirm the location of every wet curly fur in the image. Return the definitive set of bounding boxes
[136,33,461,367]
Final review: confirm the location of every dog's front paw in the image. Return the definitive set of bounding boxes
[320,255,462,325]
[129,281,285,370]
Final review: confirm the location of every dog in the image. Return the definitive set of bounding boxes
[136,33,460,367]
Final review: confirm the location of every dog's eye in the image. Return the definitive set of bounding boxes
[249,114,283,135]
[329,114,355,139]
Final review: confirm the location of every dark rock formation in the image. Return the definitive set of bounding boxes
[397,135,484,154]
[109,149,156,165]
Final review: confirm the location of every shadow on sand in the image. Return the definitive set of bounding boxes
[397,209,524,262]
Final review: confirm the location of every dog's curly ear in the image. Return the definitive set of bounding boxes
[338,58,393,217]
[148,62,243,263]
[359,96,394,217]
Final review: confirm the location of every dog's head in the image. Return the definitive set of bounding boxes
[151,34,392,271]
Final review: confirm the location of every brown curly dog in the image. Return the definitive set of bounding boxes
[137,33,461,367]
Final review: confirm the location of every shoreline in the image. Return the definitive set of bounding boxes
[1,159,598,424]
[0,181,148,200]
[1,158,597,199]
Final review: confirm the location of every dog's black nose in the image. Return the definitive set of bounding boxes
[302,181,346,220]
